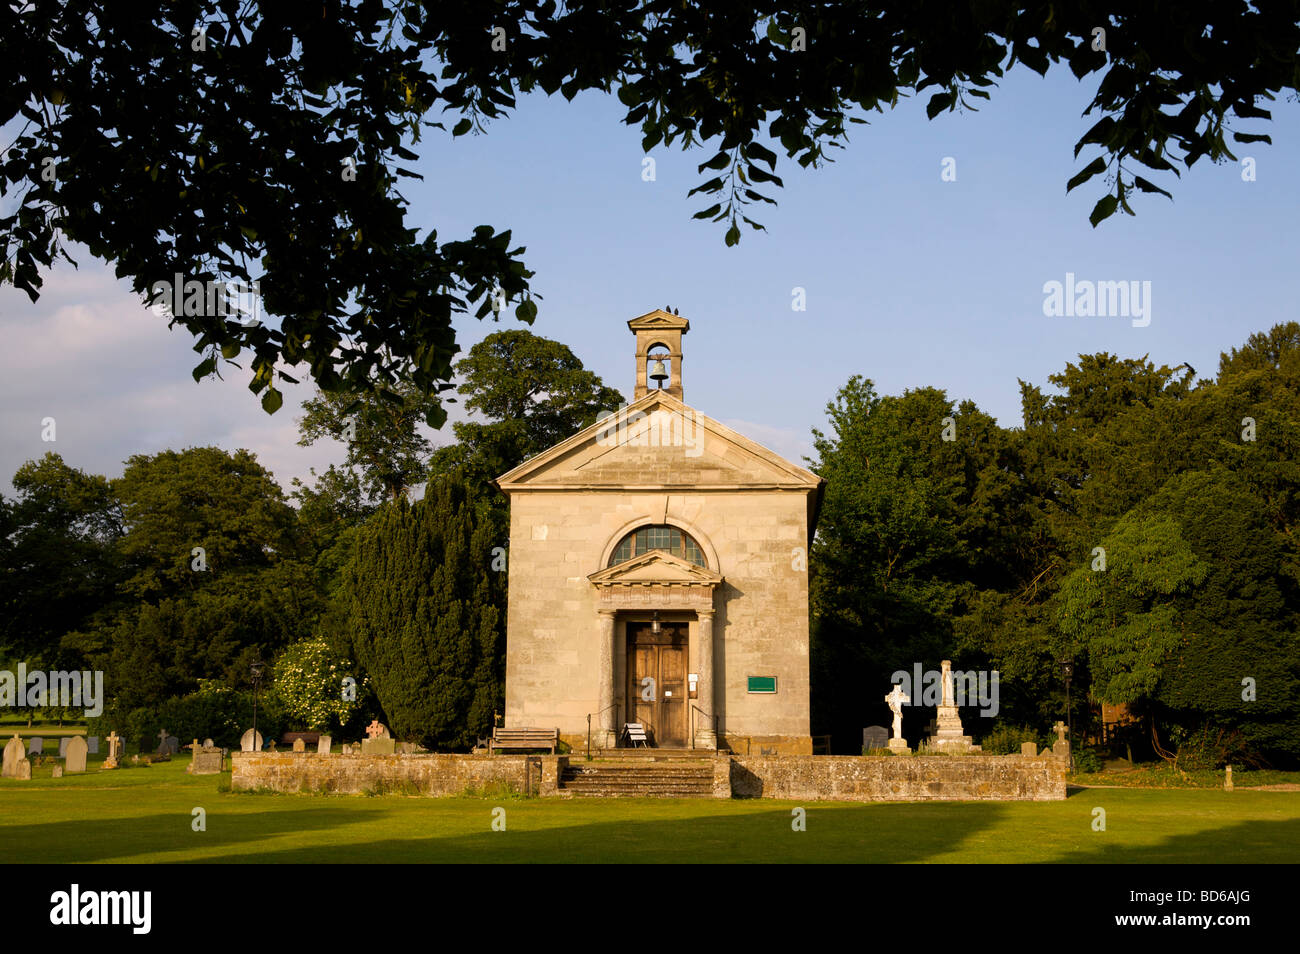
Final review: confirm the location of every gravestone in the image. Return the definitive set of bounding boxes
[27,736,43,756]
[58,738,71,758]
[1021,741,1038,757]
[1052,720,1071,760]
[157,730,180,756]
[862,726,889,750]
[52,765,63,778]
[16,758,31,780]
[362,720,394,754]
[317,735,332,755]
[884,684,911,754]
[292,739,306,753]
[65,736,88,773]
[2,735,26,777]
[928,660,976,752]
[189,740,224,775]
[86,736,99,754]
[101,731,122,769]
[240,729,263,752]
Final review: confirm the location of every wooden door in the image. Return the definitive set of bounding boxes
[627,624,688,747]
[657,641,687,746]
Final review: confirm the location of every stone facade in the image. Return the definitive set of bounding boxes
[495,310,824,754]
[729,755,1066,801]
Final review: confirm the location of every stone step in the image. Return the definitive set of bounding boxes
[564,767,711,776]
[559,762,714,797]
[564,789,714,798]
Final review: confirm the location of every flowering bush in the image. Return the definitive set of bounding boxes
[271,639,367,731]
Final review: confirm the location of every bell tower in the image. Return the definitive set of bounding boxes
[629,308,690,401]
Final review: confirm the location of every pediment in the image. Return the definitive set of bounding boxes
[627,309,690,333]
[495,389,823,491]
[588,549,724,587]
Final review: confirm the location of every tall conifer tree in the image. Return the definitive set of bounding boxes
[346,472,505,749]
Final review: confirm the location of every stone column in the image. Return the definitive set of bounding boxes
[597,611,618,750]
[694,610,717,749]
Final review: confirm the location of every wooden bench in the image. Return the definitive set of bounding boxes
[490,727,559,754]
[282,732,321,747]
[622,723,649,747]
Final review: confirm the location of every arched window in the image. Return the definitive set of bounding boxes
[608,524,707,567]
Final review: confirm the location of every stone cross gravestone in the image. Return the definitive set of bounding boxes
[1051,720,1071,760]
[2,735,26,777]
[317,735,332,755]
[362,721,394,753]
[862,726,889,750]
[157,730,180,756]
[240,729,263,752]
[65,736,88,773]
[27,737,43,756]
[102,731,122,769]
[884,684,912,754]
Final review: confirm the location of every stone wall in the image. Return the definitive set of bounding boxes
[233,752,1064,801]
[231,752,534,796]
[730,755,1066,801]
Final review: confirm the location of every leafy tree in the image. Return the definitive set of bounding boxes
[430,330,624,490]
[64,447,319,710]
[346,472,505,749]
[297,382,443,504]
[1057,468,1300,763]
[8,2,1295,413]
[0,452,123,663]
[808,376,1030,747]
[271,638,367,732]
[111,447,305,601]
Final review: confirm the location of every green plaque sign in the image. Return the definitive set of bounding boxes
[747,676,777,693]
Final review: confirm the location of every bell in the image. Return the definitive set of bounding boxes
[649,359,669,386]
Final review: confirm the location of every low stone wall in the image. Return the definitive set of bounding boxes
[231,752,1065,801]
[231,752,535,796]
[729,755,1066,801]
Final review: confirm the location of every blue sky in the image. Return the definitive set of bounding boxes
[2,62,1296,496]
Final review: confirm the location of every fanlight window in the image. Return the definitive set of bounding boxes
[608,525,707,567]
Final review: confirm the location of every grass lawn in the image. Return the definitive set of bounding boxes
[2,758,1298,863]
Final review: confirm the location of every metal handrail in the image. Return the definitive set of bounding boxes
[585,704,620,760]
[689,704,718,750]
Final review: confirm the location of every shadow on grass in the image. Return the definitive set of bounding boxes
[1049,816,1300,864]
[0,804,376,864]
[179,801,1022,864]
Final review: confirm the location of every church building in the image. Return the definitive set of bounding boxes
[495,310,825,754]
